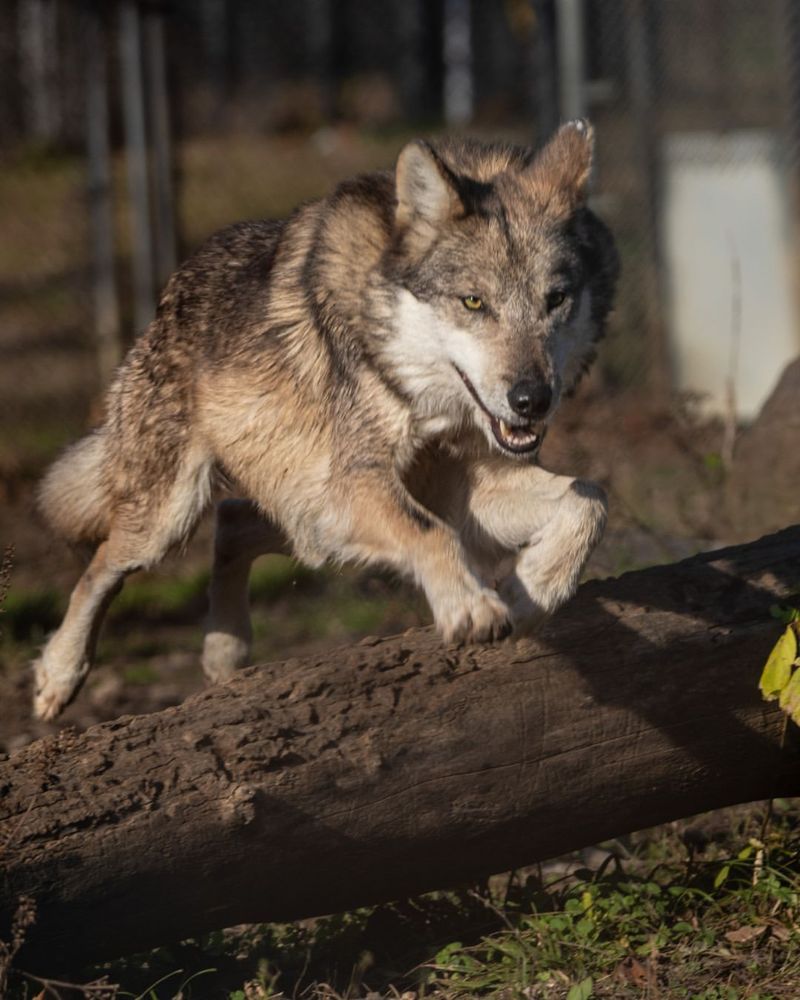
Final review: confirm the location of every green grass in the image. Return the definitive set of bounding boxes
[0,558,424,672]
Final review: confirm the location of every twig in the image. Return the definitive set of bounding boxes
[722,239,742,469]
[19,969,119,998]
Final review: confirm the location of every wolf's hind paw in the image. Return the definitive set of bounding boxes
[201,630,250,683]
[32,657,82,721]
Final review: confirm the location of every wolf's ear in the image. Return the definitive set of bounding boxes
[395,141,462,232]
[523,119,594,209]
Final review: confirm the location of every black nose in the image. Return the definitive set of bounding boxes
[507,379,552,419]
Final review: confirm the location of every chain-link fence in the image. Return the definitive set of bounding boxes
[1,0,798,488]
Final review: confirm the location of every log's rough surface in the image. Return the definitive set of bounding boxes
[2,527,800,970]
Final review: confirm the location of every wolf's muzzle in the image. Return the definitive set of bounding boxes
[507,378,552,420]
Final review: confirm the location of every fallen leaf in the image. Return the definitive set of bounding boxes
[725,924,766,944]
[615,956,653,987]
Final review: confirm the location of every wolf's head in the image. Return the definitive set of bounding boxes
[382,121,619,458]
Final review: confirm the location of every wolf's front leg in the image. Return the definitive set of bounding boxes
[335,475,512,644]
[464,460,607,632]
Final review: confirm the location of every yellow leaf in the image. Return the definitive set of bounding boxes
[780,663,800,723]
[759,626,797,701]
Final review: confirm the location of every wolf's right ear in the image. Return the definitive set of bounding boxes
[395,141,461,234]
[523,119,595,210]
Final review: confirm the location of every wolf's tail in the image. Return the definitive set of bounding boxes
[37,430,111,545]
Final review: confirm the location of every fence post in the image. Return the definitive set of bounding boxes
[555,0,585,121]
[531,0,560,144]
[144,4,177,288]
[119,0,155,334]
[625,0,671,400]
[85,0,122,386]
[443,0,473,126]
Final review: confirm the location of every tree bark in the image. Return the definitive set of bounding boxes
[727,357,800,538]
[2,528,800,972]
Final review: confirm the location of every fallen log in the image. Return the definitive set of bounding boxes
[2,527,800,971]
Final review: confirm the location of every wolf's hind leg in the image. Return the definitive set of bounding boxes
[33,450,214,720]
[464,462,607,633]
[33,538,135,721]
[201,500,289,683]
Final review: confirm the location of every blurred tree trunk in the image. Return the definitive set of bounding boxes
[17,0,60,145]
[3,528,800,972]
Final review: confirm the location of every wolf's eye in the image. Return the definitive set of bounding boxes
[462,295,484,311]
[546,289,568,312]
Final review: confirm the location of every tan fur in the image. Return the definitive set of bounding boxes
[33,121,618,720]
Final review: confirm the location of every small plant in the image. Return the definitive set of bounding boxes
[0,896,35,997]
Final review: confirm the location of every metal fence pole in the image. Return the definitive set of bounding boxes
[145,4,177,287]
[85,0,122,385]
[625,0,671,399]
[531,0,560,143]
[784,0,800,179]
[555,0,585,121]
[443,0,473,126]
[119,0,155,333]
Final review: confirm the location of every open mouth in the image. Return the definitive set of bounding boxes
[453,366,542,455]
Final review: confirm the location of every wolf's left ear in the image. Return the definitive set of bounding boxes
[395,141,461,232]
[524,119,594,209]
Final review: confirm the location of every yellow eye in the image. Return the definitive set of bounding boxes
[462,295,483,311]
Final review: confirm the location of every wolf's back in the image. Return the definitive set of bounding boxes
[37,430,110,545]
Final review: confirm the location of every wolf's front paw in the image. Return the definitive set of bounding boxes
[498,572,550,635]
[436,586,513,645]
[32,655,83,721]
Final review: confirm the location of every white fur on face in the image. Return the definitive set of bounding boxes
[387,287,596,448]
[389,290,511,429]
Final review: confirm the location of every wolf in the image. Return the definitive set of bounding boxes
[33,119,618,721]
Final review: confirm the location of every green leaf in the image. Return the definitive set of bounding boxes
[714,864,730,889]
[434,941,463,965]
[567,977,594,1000]
[779,664,800,724]
[759,626,798,701]
[770,604,800,624]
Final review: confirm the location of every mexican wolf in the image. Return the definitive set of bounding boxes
[34,119,619,720]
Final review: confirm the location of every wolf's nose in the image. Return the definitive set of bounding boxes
[507,379,551,419]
